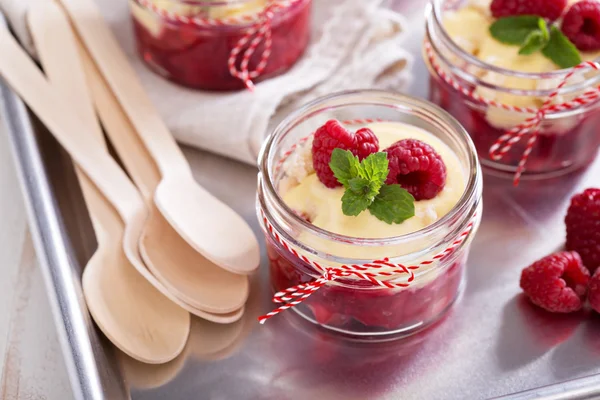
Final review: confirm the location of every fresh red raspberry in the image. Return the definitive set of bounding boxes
[490,0,567,21]
[588,268,600,313]
[565,188,600,271]
[384,139,447,201]
[520,251,590,313]
[561,0,600,51]
[355,128,379,160]
[311,121,379,188]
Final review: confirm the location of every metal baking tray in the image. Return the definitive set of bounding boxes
[3,2,600,398]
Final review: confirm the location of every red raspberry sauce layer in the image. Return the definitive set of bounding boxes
[267,235,464,332]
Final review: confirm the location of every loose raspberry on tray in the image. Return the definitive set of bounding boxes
[561,0,600,51]
[520,251,590,313]
[312,120,379,188]
[384,139,447,201]
[490,0,567,21]
[565,188,600,272]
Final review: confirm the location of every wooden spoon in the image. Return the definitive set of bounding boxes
[28,0,189,364]
[76,40,249,315]
[58,0,260,275]
[26,2,246,324]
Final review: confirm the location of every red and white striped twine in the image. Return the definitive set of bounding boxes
[258,209,477,324]
[137,0,301,89]
[425,40,600,185]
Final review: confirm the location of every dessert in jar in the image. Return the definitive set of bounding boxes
[256,90,483,340]
[424,0,600,180]
[130,0,312,90]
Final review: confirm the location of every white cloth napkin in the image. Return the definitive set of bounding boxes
[1,0,413,165]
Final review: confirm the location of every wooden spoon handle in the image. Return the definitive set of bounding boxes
[28,0,110,239]
[58,0,191,177]
[28,0,104,145]
[78,37,161,205]
[0,26,143,220]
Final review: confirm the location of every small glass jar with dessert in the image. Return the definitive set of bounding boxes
[424,0,600,180]
[257,90,483,340]
[130,0,312,91]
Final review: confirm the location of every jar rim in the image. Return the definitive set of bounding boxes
[133,0,303,27]
[158,0,264,6]
[428,0,600,82]
[258,89,482,247]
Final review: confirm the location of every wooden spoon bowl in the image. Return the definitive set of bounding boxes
[155,177,260,275]
[82,189,190,364]
[141,203,249,314]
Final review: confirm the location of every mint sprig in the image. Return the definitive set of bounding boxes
[329,148,415,224]
[489,15,582,69]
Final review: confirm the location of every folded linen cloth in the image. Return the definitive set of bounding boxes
[1,0,413,165]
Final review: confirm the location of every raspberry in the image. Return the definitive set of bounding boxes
[355,128,379,160]
[490,0,567,21]
[565,188,600,271]
[311,120,379,188]
[520,251,589,313]
[561,0,600,51]
[384,139,447,201]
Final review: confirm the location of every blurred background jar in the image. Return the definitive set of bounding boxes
[130,0,312,91]
[424,0,600,179]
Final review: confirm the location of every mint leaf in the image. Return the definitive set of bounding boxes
[519,30,548,55]
[368,184,415,224]
[542,26,582,69]
[538,18,550,41]
[348,177,371,195]
[341,189,371,217]
[342,177,379,217]
[329,148,360,188]
[490,16,544,45]
[358,152,389,191]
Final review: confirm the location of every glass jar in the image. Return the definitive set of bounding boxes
[130,0,312,91]
[257,90,483,341]
[424,0,600,178]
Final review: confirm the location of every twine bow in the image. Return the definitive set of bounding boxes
[227,0,304,90]
[227,2,275,90]
[425,40,600,185]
